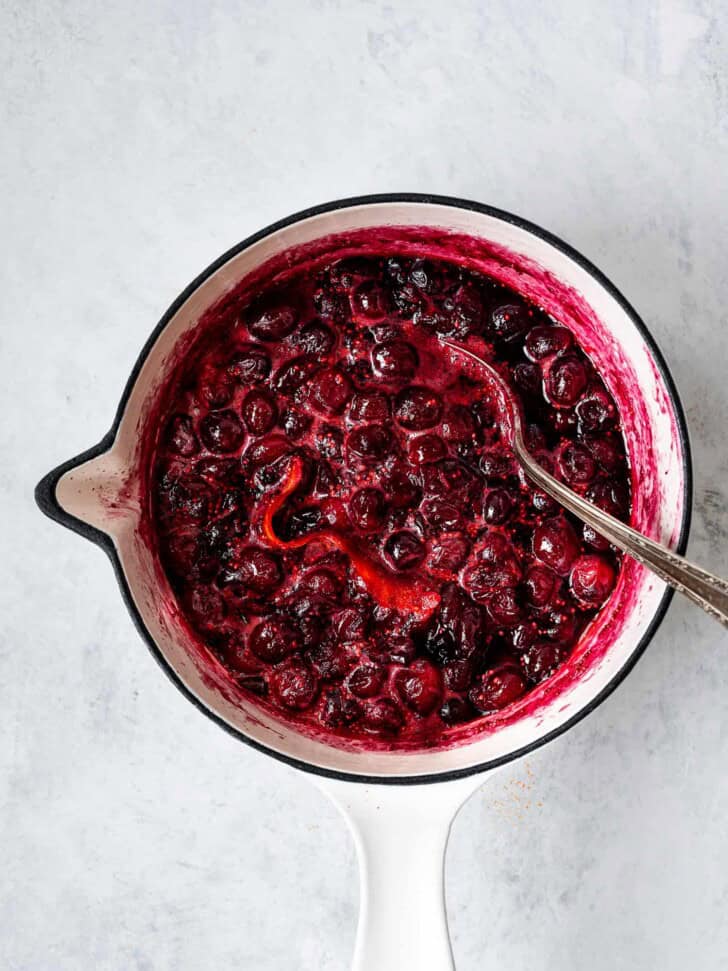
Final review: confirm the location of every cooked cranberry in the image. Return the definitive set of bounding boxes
[198,364,234,409]
[321,689,362,728]
[488,303,531,342]
[472,397,496,430]
[315,425,343,460]
[271,663,318,710]
[372,341,418,380]
[199,410,245,453]
[228,345,271,384]
[576,387,615,432]
[394,386,443,430]
[381,467,422,508]
[512,362,541,396]
[297,321,335,355]
[443,659,474,691]
[226,544,282,592]
[352,280,389,320]
[520,641,564,683]
[299,568,343,601]
[310,366,353,413]
[440,697,476,725]
[395,660,442,716]
[349,487,386,531]
[570,554,616,606]
[241,389,277,435]
[249,618,300,662]
[248,301,298,341]
[540,607,578,644]
[557,442,596,486]
[362,698,404,734]
[524,565,560,609]
[582,522,611,552]
[274,355,320,396]
[532,490,559,516]
[332,607,370,642]
[483,487,514,525]
[408,434,446,465]
[533,518,580,575]
[479,449,513,480]
[586,479,628,518]
[469,666,527,713]
[349,391,390,422]
[166,415,199,456]
[384,530,425,570]
[487,587,523,627]
[281,408,311,440]
[508,622,537,654]
[441,405,476,444]
[243,435,291,475]
[347,664,385,698]
[463,535,522,598]
[544,356,588,407]
[421,498,461,531]
[524,324,573,360]
[426,534,470,572]
[585,435,623,472]
[347,423,391,460]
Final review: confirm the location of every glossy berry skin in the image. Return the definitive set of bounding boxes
[153,248,630,747]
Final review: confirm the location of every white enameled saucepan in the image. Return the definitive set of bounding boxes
[36,195,691,970]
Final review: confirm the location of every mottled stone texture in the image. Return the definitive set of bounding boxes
[3,0,728,968]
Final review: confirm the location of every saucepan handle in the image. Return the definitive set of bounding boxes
[317,774,486,971]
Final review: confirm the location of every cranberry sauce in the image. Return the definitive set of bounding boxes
[151,254,630,747]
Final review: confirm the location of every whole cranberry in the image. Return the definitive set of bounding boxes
[408,434,446,465]
[310,366,353,414]
[557,442,596,486]
[443,659,474,692]
[321,689,362,728]
[395,659,443,716]
[540,607,578,644]
[469,666,527,713]
[226,544,282,592]
[524,324,573,360]
[227,344,271,384]
[575,387,615,432]
[483,487,514,525]
[199,410,245,453]
[248,301,298,341]
[271,663,318,710]
[426,534,470,572]
[486,587,523,627]
[544,356,588,407]
[274,355,320,396]
[332,607,370,642]
[198,364,234,409]
[520,641,565,683]
[384,530,425,570]
[297,322,335,355]
[508,622,538,654]
[524,565,560,609]
[372,341,418,380]
[421,498,461,531]
[347,423,391,460]
[166,415,199,456]
[512,362,541,396]
[347,664,386,698]
[569,554,616,606]
[488,303,531,342]
[349,487,386,531]
[381,467,422,509]
[249,618,300,662]
[349,391,390,422]
[394,386,443,430]
[362,698,404,735]
[586,479,629,518]
[533,518,580,575]
[241,389,277,435]
[281,408,312,440]
[582,522,611,552]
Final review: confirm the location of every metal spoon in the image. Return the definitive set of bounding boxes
[442,339,728,629]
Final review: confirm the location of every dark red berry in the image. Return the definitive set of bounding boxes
[533,518,580,575]
[557,442,597,486]
[248,301,298,341]
[249,618,300,662]
[271,663,318,710]
[440,697,476,725]
[524,565,560,609]
[347,423,391,460]
[569,554,616,606]
[297,322,335,355]
[483,487,514,525]
[469,666,527,713]
[408,434,446,465]
[544,356,588,407]
[349,487,386,531]
[372,341,418,380]
[347,664,386,698]
[166,415,199,456]
[524,324,573,360]
[352,281,390,320]
[199,410,245,453]
[488,303,531,342]
[394,386,443,430]
[362,698,404,734]
[349,391,390,422]
[395,659,442,716]
[227,345,271,384]
[520,641,564,683]
[241,389,277,435]
[310,366,353,414]
[384,530,425,570]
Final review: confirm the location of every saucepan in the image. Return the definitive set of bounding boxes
[35,194,691,970]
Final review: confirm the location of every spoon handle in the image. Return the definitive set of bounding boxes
[520,446,728,628]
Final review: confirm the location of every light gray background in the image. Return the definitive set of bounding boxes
[3,1,728,968]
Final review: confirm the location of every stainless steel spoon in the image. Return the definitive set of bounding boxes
[442,339,728,629]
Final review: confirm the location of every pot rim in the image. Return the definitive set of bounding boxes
[35,192,693,785]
